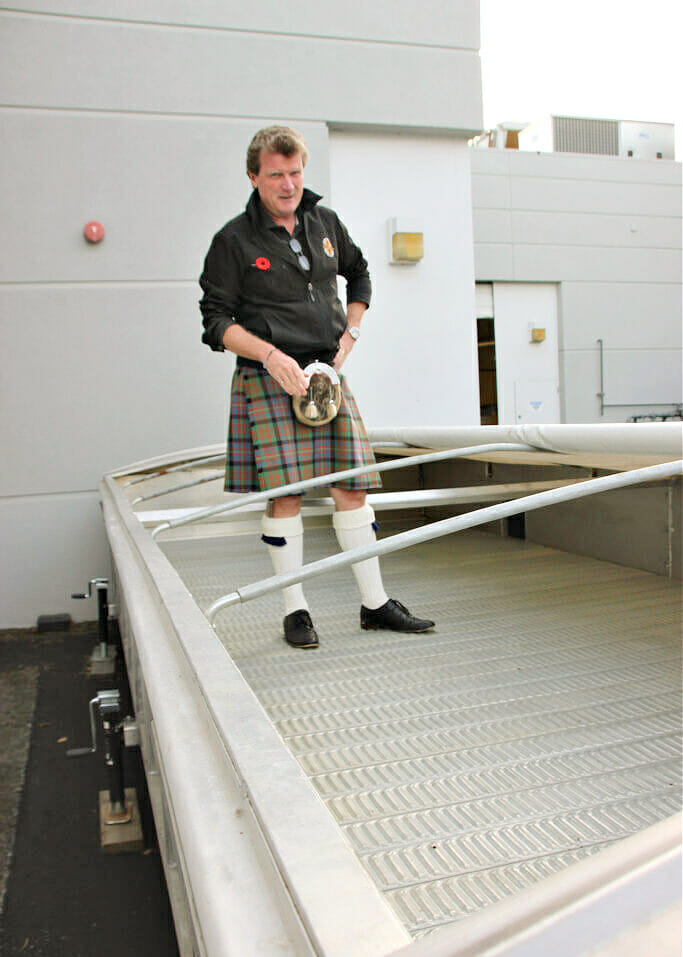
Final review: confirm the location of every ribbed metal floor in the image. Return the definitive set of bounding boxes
[161,526,682,938]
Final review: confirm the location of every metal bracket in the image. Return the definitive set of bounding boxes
[71,577,109,600]
[68,688,142,839]
[122,716,140,748]
[67,689,121,758]
[71,578,116,674]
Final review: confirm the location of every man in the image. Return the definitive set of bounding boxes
[199,125,434,648]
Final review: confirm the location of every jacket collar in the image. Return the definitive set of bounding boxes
[246,187,322,229]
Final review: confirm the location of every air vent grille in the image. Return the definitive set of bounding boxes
[553,116,619,155]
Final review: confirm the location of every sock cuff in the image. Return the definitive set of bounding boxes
[261,512,304,539]
[332,503,375,531]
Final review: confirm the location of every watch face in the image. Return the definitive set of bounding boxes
[348,326,360,340]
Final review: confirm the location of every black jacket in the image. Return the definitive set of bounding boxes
[199,189,372,362]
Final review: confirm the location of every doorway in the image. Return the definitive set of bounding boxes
[476,282,560,425]
[477,316,498,425]
[476,283,498,425]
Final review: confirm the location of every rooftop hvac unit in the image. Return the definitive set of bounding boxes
[517,115,674,159]
[470,122,528,150]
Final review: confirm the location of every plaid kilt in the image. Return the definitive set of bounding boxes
[225,366,382,493]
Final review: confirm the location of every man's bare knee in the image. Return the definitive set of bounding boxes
[330,488,367,512]
[270,495,302,518]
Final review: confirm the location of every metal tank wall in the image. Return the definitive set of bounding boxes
[0,3,482,625]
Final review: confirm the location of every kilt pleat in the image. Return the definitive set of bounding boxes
[225,366,382,493]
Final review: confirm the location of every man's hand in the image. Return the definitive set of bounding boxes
[264,349,308,396]
[221,325,307,395]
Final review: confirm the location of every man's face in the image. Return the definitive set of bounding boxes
[248,150,304,222]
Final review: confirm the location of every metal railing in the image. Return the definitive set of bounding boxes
[150,442,538,539]
[206,459,682,625]
[122,453,225,488]
[132,470,224,505]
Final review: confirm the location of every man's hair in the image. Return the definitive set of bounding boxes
[246,126,309,176]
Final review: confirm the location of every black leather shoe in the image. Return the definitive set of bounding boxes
[283,609,319,648]
[360,598,435,633]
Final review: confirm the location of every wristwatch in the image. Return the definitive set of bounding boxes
[346,326,360,341]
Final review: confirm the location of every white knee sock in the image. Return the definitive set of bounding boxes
[332,504,388,611]
[261,513,309,616]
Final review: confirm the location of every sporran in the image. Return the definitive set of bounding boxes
[292,361,342,427]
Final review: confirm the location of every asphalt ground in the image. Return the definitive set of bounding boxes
[0,624,179,956]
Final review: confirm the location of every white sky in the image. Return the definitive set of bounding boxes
[479,0,682,159]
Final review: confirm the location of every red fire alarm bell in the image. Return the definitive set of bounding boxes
[83,221,105,243]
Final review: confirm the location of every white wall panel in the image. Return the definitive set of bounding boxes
[600,349,682,406]
[0,284,231,495]
[559,283,683,350]
[559,351,661,424]
[512,244,680,283]
[497,150,681,185]
[560,351,601,422]
[475,282,494,318]
[509,177,680,217]
[469,150,509,175]
[472,208,513,244]
[470,172,512,209]
[0,493,111,627]
[0,12,482,133]
[511,210,681,249]
[0,110,330,282]
[560,345,682,422]
[5,1,481,49]
[473,243,515,280]
[328,132,479,428]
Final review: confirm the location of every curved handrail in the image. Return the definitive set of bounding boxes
[132,444,415,504]
[122,453,225,487]
[150,442,537,538]
[206,459,682,624]
[131,470,224,505]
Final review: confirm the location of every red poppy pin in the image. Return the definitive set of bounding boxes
[254,256,271,271]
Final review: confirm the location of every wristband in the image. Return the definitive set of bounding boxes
[263,347,277,371]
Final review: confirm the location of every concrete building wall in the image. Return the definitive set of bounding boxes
[0,5,481,131]
[471,149,682,423]
[0,3,482,626]
[328,131,480,428]
[3,2,481,52]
